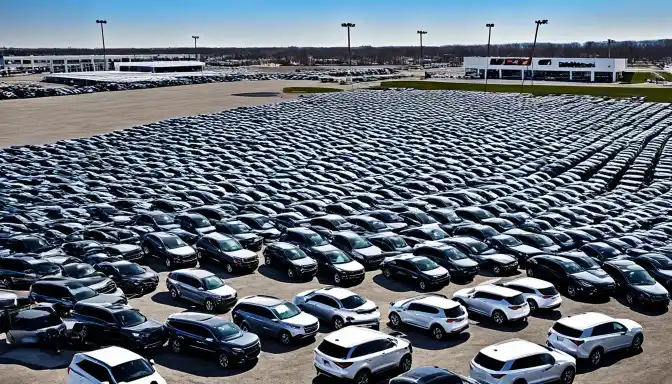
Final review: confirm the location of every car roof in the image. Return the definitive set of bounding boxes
[606,259,640,270]
[413,295,459,309]
[557,312,614,330]
[334,231,362,239]
[80,346,144,367]
[76,302,132,312]
[315,287,356,300]
[239,295,284,307]
[481,339,548,361]
[506,277,553,290]
[477,284,521,297]
[174,268,214,278]
[167,311,215,322]
[323,326,387,348]
[269,242,298,250]
[202,232,233,241]
[153,232,179,239]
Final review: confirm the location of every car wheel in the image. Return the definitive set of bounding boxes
[287,268,295,279]
[143,245,151,256]
[526,268,534,277]
[334,273,342,285]
[419,280,427,291]
[0,277,11,288]
[566,285,577,298]
[389,312,402,327]
[332,317,345,330]
[226,263,234,274]
[79,325,88,344]
[561,367,575,384]
[205,299,215,312]
[218,353,230,369]
[165,258,172,269]
[589,347,603,366]
[279,331,292,346]
[265,257,271,266]
[399,354,412,372]
[196,251,202,260]
[383,268,391,278]
[170,287,180,300]
[625,292,635,306]
[492,265,501,276]
[430,324,445,340]
[492,310,506,325]
[240,322,250,332]
[354,370,371,384]
[527,299,538,313]
[631,333,644,350]
[171,338,181,353]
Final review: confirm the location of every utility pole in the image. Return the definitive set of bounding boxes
[95,20,107,71]
[417,30,427,68]
[485,23,495,92]
[521,19,547,95]
[341,23,356,66]
[192,35,200,60]
[607,39,615,58]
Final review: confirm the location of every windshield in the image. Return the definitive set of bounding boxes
[650,256,672,268]
[528,234,554,247]
[327,251,352,264]
[388,236,408,249]
[255,216,274,229]
[468,241,489,253]
[571,256,599,269]
[426,228,447,240]
[153,214,173,225]
[416,212,435,224]
[111,359,154,383]
[351,236,373,249]
[32,262,60,274]
[203,276,225,290]
[217,238,242,252]
[271,302,301,319]
[308,233,329,246]
[380,212,403,223]
[71,286,97,301]
[414,257,440,271]
[161,236,188,249]
[227,223,250,234]
[115,309,146,327]
[498,236,522,247]
[212,322,242,340]
[23,237,50,251]
[625,270,656,285]
[284,248,308,260]
[562,261,584,274]
[117,263,145,276]
[193,217,211,228]
[444,248,468,260]
[65,264,96,278]
[370,221,387,230]
[341,295,367,309]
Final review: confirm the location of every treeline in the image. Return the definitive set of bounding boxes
[3,39,671,64]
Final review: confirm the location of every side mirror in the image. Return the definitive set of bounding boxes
[198,287,204,291]
[149,359,155,366]
[271,318,279,322]
[205,338,214,343]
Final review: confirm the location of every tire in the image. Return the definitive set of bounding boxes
[353,370,371,384]
[492,265,502,276]
[430,324,445,340]
[566,285,578,298]
[226,263,234,274]
[205,299,215,312]
[164,258,172,269]
[218,353,230,369]
[143,245,151,256]
[170,287,180,300]
[588,347,603,366]
[526,268,534,277]
[389,312,402,327]
[625,292,635,306]
[332,317,345,330]
[287,268,295,279]
[399,354,412,372]
[631,333,644,351]
[171,338,181,353]
[279,331,292,346]
[334,273,342,285]
[561,367,575,384]
[383,268,392,278]
[527,299,538,313]
[265,257,271,266]
[0,277,11,289]
[80,325,88,344]
[492,310,507,325]
[419,280,427,291]
[240,322,250,332]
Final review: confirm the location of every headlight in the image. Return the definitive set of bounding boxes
[576,279,593,287]
[132,281,142,286]
[231,348,243,353]
[637,290,651,298]
[289,324,301,329]
[132,332,141,338]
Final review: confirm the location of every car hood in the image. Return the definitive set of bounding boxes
[543,245,561,253]
[586,268,610,278]
[282,311,318,327]
[354,245,382,257]
[111,244,140,253]
[454,258,480,268]
[127,372,166,384]
[80,292,125,305]
[158,223,180,230]
[658,269,672,278]
[312,244,340,253]
[484,254,517,263]
[634,282,669,296]
[126,318,164,333]
[423,266,449,276]
[350,300,377,313]
[169,246,196,256]
[291,257,317,267]
[573,271,614,284]
[195,226,216,234]
[335,260,364,272]
[225,249,257,259]
[387,222,408,230]
[80,276,114,289]
[224,332,259,348]
[510,244,544,255]
[208,284,237,297]
[234,233,261,241]
[126,270,158,281]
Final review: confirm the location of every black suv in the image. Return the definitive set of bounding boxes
[602,259,670,307]
[95,260,159,295]
[366,232,413,254]
[262,242,318,279]
[330,231,385,269]
[30,280,126,314]
[142,232,198,269]
[526,255,616,298]
[413,243,480,280]
[49,262,118,294]
[164,312,261,368]
[72,302,167,350]
[0,257,61,289]
[381,255,450,291]
[214,220,264,251]
[2,235,53,254]
[630,253,672,288]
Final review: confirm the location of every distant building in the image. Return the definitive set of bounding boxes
[463,57,628,83]
[2,54,196,73]
[114,61,204,73]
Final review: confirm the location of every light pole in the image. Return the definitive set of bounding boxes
[417,30,427,68]
[484,23,495,92]
[192,35,199,60]
[521,19,547,94]
[341,22,355,66]
[95,20,107,71]
[607,39,615,58]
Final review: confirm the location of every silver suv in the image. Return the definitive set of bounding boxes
[453,282,530,325]
[166,268,238,312]
[232,295,319,345]
[388,294,469,340]
[293,287,380,330]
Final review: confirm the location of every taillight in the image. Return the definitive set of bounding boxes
[67,367,70,375]
[542,295,554,299]
[334,361,353,369]
[445,318,456,323]
[509,305,522,310]
[570,339,585,346]
[167,272,173,279]
[491,373,506,379]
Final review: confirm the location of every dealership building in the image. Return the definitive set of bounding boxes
[463,57,628,83]
[1,54,197,73]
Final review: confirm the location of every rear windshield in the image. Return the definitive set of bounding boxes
[317,340,350,359]
[538,286,558,296]
[552,322,583,338]
[444,306,465,318]
[11,313,62,331]
[474,352,506,371]
[504,294,524,305]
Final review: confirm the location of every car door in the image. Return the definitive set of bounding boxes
[393,260,413,280]
[185,323,217,353]
[93,308,121,346]
[178,275,202,303]
[241,305,266,335]
[405,303,434,329]
[253,306,278,336]
[468,291,488,314]
[509,354,547,384]
[376,338,402,371]
[611,322,632,350]
[589,322,622,352]
[307,294,339,320]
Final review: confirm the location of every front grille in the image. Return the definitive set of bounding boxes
[301,265,318,272]
[126,250,143,260]
[366,255,384,265]
[244,341,261,358]
[96,281,117,294]
[240,257,259,266]
[304,323,319,334]
[433,274,450,283]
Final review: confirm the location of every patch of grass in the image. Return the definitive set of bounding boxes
[282,87,343,94]
[379,81,672,103]
[660,72,672,82]
[627,72,660,83]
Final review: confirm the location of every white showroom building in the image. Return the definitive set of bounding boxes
[1,54,197,73]
[463,57,628,83]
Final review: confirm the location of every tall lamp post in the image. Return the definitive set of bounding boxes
[521,19,547,94]
[417,30,427,68]
[341,22,356,66]
[484,23,495,92]
[607,39,615,58]
[95,20,107,71]
[192,35,200,60]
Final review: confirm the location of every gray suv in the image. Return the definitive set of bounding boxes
[231,295,319,345]
[166,269,238,312]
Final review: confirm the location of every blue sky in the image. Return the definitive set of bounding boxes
[2,0,671,48]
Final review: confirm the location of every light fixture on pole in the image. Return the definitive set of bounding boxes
[192,35,200,60]
[607,39,615,58]
[521,19,547,94]
[95,20,107,71]
[417,30,427,68]
[484,23,495,92]
[341,22,356,66]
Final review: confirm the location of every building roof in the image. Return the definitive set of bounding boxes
[558,312,613,330]
[324,326,387,348]
[82,346,144,367]
[117,61,204,68]
[481,339,547,361]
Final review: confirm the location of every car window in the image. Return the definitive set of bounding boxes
[76,360,113,383]
[591,322,619,337]
[510,354,544,370]
[408,303,440,314]
[539,354,555,365]
[93,308,115,324]
[309,294,338,308]
[613,322,627,333]
[317,340,350,359]
[474,352,506,371]
[110,359,155,383]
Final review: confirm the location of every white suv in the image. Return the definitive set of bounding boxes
[453,283,530,325]
[293,286,380,330]
[546,312,644,366]
[469,339,576,384]
[496,277,562,312]
[314,326,413,384]
[67,346,166,384]
[388,294,469,340]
